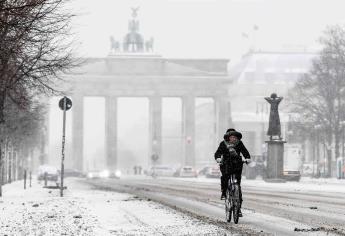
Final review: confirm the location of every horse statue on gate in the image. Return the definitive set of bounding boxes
[110,36,120,54]
[145,37,154,52]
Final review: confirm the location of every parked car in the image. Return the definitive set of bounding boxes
[198,166,212,176]
[37,165,60,182]
[301,163,314,177]
[282,170,301,181]
[87,169,121,179]
[205,165,221,178]
[174,166,198,178]
[64,168,84,178]
[87,170,102,179]
[146,166,176,177]
[109,170,122,179]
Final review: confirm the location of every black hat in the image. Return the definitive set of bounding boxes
[228,130,242,140]
[224,128,242,140]
[226,128,236,133]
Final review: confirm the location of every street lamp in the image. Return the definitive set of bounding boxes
[314,124,322,178]
[340,121,345,178]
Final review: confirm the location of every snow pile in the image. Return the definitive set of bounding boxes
[242,178,345,194]
[0,180,96,235]
[0,178,232,236]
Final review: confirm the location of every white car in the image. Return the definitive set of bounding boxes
[205,165,221,178]
[37,165,60,181]
[146,166,176,177]
[174,166,198,178]
[87,169,121,179]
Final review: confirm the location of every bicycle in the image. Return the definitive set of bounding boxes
[223,159,250,224]
[224,173,241,224]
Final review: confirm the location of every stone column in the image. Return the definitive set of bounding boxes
[72,95,84,171]
[182,96,195,166]
[149,96,162,164]
[105,97,118,171]
[215,97,229,142]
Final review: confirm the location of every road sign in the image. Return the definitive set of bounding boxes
[59,97,72,111]
[58,96,72,197]
[151,154,159,162]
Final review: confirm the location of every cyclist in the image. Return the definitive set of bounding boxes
[214,128,251,217]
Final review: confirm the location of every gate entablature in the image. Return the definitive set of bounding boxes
[64,55,231,171]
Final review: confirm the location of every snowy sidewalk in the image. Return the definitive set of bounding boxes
[0,178,230,236]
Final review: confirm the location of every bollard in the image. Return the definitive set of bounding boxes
[29,171,32,187]
[24,170,27,190]
[44,172,47,187]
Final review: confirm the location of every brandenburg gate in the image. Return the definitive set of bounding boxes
[63,9,232,171]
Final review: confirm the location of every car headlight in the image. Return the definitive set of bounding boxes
[100,170,109,178]
[115,170,121,178]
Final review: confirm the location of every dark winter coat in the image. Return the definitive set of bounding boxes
[214,140,251,174]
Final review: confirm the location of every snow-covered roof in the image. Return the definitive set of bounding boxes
[229,51,318,84]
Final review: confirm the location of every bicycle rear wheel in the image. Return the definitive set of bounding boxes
[225,189,232,222]
[232,184,241,224]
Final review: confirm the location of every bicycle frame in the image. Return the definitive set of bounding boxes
[225,173,241,224]
[228,174,238,194]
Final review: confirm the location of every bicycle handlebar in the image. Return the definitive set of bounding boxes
[217,157,250,165]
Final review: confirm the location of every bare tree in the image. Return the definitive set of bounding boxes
[0,0,76,122]
[0,88,48,194]
[289,25,345,177]
[0,0,77,196]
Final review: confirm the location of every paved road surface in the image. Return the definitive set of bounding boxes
[84,177,345,236]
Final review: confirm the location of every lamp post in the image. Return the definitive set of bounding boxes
[340,121,345,179]
[314,124,322,178]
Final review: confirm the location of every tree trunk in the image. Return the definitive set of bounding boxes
[325,129,333,177]
[0,144,2,197]
[0,91,5,124]
[8,142,12,183]
[0,91,5,196]
[13,146,17,181]
[3,139,8,184]
[334,130,340,178]
[0,130,3,197]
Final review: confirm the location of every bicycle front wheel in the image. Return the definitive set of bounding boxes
[232,184,241,224]
[225,189,232,222]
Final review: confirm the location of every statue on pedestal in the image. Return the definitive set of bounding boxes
[265,93,283,140]
[264,93,286,182]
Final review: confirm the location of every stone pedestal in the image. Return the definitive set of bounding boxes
[265,140,286,182]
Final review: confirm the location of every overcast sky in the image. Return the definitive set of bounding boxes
[70,0,345,62]
[49,0,345,169]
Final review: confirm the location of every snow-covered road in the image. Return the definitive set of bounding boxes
[0,178,237,235]
[87,176,345,236]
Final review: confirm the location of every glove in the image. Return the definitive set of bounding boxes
[216,158,222,163]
